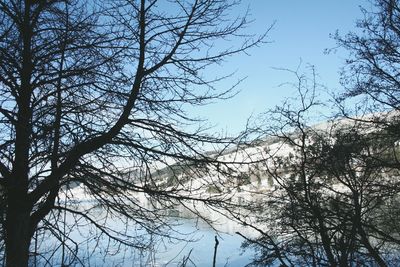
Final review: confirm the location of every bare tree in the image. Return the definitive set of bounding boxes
[235,69,400,266]
[335,0,400,115]
[0,0,267,266]
[227,1,400,265]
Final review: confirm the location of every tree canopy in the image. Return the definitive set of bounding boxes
[0,0,265,266]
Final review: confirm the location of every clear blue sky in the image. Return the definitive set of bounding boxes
[191,0,371,135]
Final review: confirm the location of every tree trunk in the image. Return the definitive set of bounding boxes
[5,194,32,267]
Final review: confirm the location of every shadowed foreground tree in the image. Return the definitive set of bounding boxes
[229,1,400,265]
[235,70,400,266]
[0,0,266,266]
[336,0,400,114]
[334,0,400,171]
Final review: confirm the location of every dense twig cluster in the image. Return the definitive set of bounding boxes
[0,1,266,266]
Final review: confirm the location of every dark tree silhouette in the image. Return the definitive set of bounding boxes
[0,0,266,266]
[231,1,400,265]
[336,0,400,114]
[334,0,400,171]
[234,69,400,266]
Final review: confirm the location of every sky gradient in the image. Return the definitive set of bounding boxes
[193,0,371,134]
